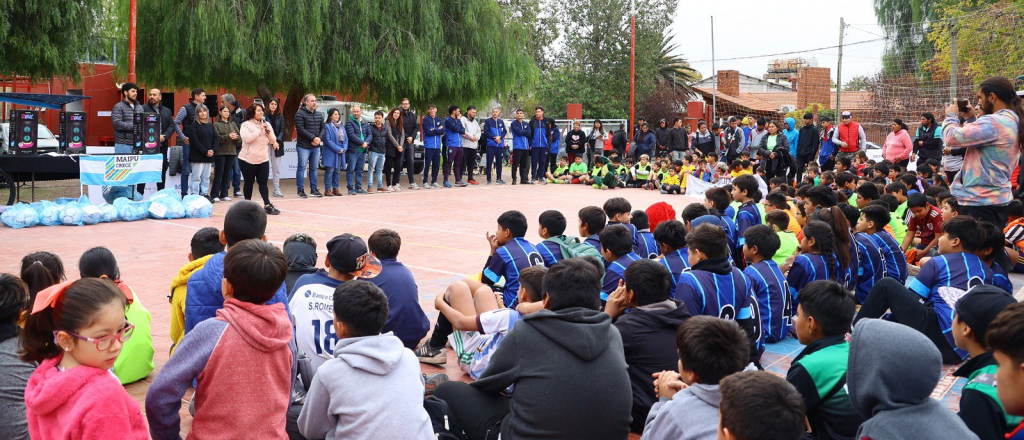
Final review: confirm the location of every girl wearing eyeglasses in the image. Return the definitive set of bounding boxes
[78,246,154,384]
[20,278,148,440]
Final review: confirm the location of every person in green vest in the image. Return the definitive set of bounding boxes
[628,154,654,188]
[591,156,619,190]
[77,247,154,384]
[787,280,864,440]
[545,156,572,184]
[952,286,1021,440]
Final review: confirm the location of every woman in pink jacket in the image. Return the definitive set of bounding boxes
[239,102,280,215]
[883,118,913,171]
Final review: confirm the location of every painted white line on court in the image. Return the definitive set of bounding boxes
[145,219,471,277]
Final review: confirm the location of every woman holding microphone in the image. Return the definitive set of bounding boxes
[238,102,280,215]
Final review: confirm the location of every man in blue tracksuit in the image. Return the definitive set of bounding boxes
[510,109,531,184]
[483,107,508,184]
[528,106,556,183]
[421,104,445,188]
[443,106,466,187]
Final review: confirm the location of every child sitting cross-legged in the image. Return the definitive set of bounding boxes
[855,215,993,364]
[950,287,1019,440]
[787,280,864,440]
[146,240,296,440]
[430,265,547,378]
[604,259,692,434]
[660,166,682,194]
[642,316,749,440]
[568,155,589,183]
[545,156,572,184]
[297,281,434,440]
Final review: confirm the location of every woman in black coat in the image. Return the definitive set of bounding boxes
[265,98,286,197]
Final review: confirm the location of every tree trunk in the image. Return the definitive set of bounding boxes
[283,83,304,141]
[256,84,275,107]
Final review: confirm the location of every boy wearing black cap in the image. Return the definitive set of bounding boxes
[952,287,1021,440]
[289,233,382,373]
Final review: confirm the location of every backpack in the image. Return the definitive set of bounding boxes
[546,235,603,264]
[424,396,469,440]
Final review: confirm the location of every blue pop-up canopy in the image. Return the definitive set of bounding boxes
[0,93,91,110]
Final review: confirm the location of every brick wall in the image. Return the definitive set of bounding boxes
[797,67,831,110]
[717,70,740,96]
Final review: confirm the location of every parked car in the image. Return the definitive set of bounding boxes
[865,141,916,171]
[1,123,60,154]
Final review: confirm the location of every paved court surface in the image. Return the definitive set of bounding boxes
[3,180,1006,437]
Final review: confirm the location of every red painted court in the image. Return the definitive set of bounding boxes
[2,182,694,437]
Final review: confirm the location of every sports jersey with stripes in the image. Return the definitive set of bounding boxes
[735,202,762,248]
[602,252,642,301]
[908,252,994,360]
[787,253,839,305]
[659,248,690,291]
[870,230,907,283]
[483,238,544,307]
[608,221,641,252]
[744,259,792,343]
[991,262,1013,294]
[675,260,763,354]
[536,240,565,267]
[854,232,884,303]
[844,231,860,293]
[583,234,602,252]
[636,229,659,259]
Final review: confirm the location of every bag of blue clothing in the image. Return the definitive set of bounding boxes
[113,197,151,222]
[38,201,65,226]
[147,189,185,219]
[1,203,40,229]
[59,203,86,226]
[182,195,213,218]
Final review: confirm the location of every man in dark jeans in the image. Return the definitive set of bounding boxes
[399,98,419,189]
[434,258,632,440]
[793,112,820,185]
[174,88,205,197]
[141,88,176,194]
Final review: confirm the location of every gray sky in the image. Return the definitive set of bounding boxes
[668,0,886,83]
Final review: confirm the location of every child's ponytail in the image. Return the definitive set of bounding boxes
[810,206,852,277]
[20,278,125,364]
[802,220,841,282]
[19,251,65,299]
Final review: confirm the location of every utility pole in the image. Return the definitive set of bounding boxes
[949,20,958,102]
[128,0,137,83]
[711,16,716,122]
[629,0,637,143]
[835,17,845,117]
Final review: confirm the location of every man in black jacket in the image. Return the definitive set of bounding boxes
[723,116,745,164]
[143,88,176,193]
[668,117,688,161]
[294,94,326,198]
[399,98,420,189]
[793,113,820,184]
[612,124,628,158]
[604,259,691,434]
[434,258,633,440]
[654,119,671,158]
[914,112,943,168]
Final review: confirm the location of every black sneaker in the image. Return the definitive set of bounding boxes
[297,190,308,199]
[414,345,447,366]
[310,189,323,198]
[265,204,280,215]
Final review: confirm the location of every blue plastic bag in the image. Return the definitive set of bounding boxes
[60,203,86,226]
[113,197,151,222]
[148,197,186,219]
[98,204,119,223]
[149,188,182,204]
[1,204,40,229]
[77,202,102,225]
[182,195,213,218]
[38,201,64,226]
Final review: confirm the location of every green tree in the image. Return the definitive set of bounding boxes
[655,34,700,91]
[133,0,535,136]
[843,75,871,91]
[873,0,940,75]
[926,1,1024,86]
[0,0,104,80]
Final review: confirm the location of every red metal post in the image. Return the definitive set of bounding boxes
[128,0,137,83]
[629,12,636,142]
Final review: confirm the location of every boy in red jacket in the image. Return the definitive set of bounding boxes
[146,239,297,440]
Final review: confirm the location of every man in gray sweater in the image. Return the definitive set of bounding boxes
[643,316,750,440]
[434,257,633,440]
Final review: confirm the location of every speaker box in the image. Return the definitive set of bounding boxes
[10,110,39,156]
[134,112,161,154]
[59,111,88,155]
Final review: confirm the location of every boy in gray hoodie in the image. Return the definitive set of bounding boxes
[643,316,749,440]
[847,319,979,440]
[296,281,433,440]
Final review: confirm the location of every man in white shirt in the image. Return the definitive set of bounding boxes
[461,106,482,185]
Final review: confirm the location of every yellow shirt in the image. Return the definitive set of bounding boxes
[680,165,695,188]
[731,168,753,177]
[662,174,681,186]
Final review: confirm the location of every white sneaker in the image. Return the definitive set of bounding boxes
[395,185,402,192]
[410,183,420,190]
[222,196,232,201]
[212,197,220,202]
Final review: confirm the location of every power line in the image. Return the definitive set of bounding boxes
[687,38,885,64]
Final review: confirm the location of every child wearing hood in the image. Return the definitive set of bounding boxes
[297,281,433,440]
[283,233,322,298]
[147,240,297,440]
[847,319,979,440]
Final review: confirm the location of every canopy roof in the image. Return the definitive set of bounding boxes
[0,93,91,110]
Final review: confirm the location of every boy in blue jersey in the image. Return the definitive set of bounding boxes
[654,219,689,291]
[579,206,607,252]
[979,222,1014,294]
[601,225,642,304]
[536,210,567,267]
[855,215,993,364]
[841,204,884,304]
[731,175,763,264]
[742,225,792,343]
[705,187,739,261]
[787,280,864,440]
[604,197,640,251]
[675,221,763,363]
[858,203,908,283]
[631,210,659,259]
[681,203,710,233]
[416,210,543,364]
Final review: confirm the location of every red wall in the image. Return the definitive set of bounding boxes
[2,63,353,146]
